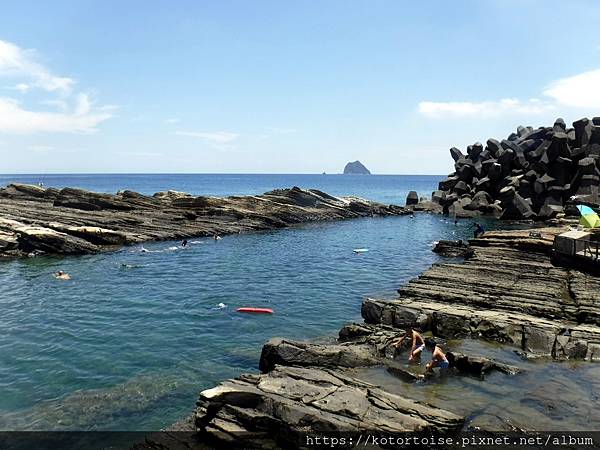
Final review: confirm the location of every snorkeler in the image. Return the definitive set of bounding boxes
[392,327,425,362]
[424,338,449,373]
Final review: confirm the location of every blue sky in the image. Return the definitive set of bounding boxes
[1,0,600,174]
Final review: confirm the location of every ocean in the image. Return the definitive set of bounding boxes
[0,173,442,205]
[1,174,595,431]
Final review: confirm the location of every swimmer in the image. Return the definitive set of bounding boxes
[392,327,425,362]
[424,338,449,373]
[182,239,188,247]
[54,270,71,280]
[213,234,222,240]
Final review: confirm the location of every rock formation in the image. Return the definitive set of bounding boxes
[433,117,600,219]
[343,160,371,174]
[0,184,405,258]
[363,228,600,359]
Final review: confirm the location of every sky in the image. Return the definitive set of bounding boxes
[1,0,600,174]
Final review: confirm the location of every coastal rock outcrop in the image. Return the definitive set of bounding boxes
[194,366,463,448]
[343,160,371,174]
[0,184,406,258]
[362,228,600,360]
[434,118,600,219]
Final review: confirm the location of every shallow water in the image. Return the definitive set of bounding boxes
[355,339,600,431]
[0,213,496,430]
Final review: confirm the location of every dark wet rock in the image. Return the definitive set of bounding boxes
[405,190,419,205]
[433,240,474,258]
[446,352,521,378]
[0,185,404,257]
[258,338,379,373]
[343,160,371,174]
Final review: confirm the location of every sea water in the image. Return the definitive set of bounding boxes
[0,173,442,205]
[0,174,597,431]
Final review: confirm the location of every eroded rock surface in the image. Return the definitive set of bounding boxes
[0,184,405,257]
[363,228,600,360]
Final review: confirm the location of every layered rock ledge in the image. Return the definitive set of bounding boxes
[0,184,405,258]
[363,228,600,360]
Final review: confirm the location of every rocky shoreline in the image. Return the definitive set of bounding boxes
[0,184,407,258]
[150,225,600,449]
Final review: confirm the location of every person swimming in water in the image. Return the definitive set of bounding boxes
[469,222,485,238]
[213,234,221,240]
[392,327,425,362]
[182,239,188,247]
[54,270,71,280]
[424,338,449,373]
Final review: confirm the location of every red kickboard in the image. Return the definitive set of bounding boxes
[236,307,273,314]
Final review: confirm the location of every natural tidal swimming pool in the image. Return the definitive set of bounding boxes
[1,214,598,430]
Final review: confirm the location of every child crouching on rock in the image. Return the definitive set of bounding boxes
[424,338,449,374]
[392,327,425,363]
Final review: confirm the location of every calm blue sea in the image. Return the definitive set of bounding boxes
[0,173,443,205]
[0,174,506,431]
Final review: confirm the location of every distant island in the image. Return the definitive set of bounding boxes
[343,160,371,174]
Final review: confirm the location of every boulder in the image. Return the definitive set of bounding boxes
[405,190,419,206]
[450,147,464,162]
[432,240,474,258]
[16,225,99,255]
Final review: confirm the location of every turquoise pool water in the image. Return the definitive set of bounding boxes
[0,213,486,430]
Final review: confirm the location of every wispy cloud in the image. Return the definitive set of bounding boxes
[418,98,555,118]
[0,40,114,134]
[419,67,600,119]
[0,94,113,134]
[175,130,239,143]
[0,40,74,94]
[165,118,180,124]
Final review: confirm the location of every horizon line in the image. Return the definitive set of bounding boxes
[0,172,446,176]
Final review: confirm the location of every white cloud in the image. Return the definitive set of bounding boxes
[14,83,30,93]
[418,98,555,118]
[0,40,114,134]
[0,40,74,94]
[543,68,600,108]
[0,96,112,134]
[165,118,180,124]
[419,67,600,119]
[175,130,239,143]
